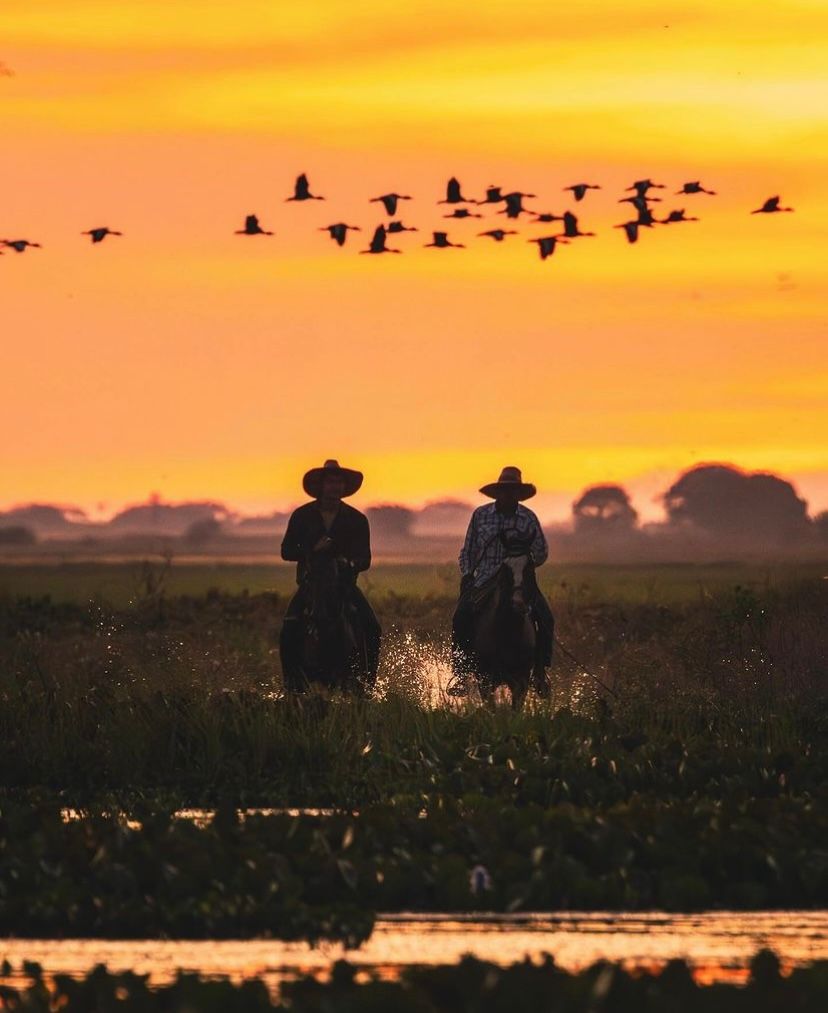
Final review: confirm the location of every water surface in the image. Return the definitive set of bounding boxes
[3,911,826,989]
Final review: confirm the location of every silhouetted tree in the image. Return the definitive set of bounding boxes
[573,485,638,532]
[662,464,810,541]
[183,516,223,546]
[0,525,36,545]
[412,500,474,536]
[109,499,230,535]
[815,511,828,541]
[0,503,86,533]
[366,505,415,540]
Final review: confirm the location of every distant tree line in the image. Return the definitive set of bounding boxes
[1,463,826,558]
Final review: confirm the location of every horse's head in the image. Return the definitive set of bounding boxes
[498,533,535,615]
[303,552,348,629]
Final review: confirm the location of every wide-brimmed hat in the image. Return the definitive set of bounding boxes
[303,459,363,498]
[480,466,536,501]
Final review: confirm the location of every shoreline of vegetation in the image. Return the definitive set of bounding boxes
[2,793,826,939]
[2,951,828,1011]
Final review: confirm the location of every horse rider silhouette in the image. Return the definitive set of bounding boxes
[450,466,554,697]
[279,459,382,690]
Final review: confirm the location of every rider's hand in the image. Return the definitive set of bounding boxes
[313,535,333,552]
[460,573,474,594]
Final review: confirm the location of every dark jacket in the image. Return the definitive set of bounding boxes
[281,501,372,584]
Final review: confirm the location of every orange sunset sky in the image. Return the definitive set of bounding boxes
[1,0,827,521]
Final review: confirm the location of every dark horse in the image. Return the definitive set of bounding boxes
[280,553,376,695]
[469,537,537,709]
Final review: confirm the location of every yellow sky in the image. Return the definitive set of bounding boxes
[1,0,827,519]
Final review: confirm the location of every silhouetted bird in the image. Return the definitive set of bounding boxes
[286,173,324,201]
[561,211,594,238]
[499,191,536,219]
[752,196,794,214]
[438,177,471,204]
[677,181,716,195]
[444,208,481,219]
[620,195,659,225]
[532,212,564,223]
[361,225,400,254]
[477,185,505,204]
[425,231,464,248]
[2,239,41,252]
[82,227,123,243]
[564,183,601,201]
[614,221,652,243]
[626,179,665,197]
[386,220,418,233]
[529,235,567,260]
[619,194,662,209]
[371,193,411,215]
[661,209,698,224]
[320,223,361,246]
[235,214,273,236]
[479,229,517,241]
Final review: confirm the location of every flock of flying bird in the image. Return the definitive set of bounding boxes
[1,174,794,261]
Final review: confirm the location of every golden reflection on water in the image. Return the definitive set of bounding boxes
[2,912,826,991]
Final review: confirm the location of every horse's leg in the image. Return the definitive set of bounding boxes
[511,674,529,711]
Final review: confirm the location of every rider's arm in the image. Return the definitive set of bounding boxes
[529,514,549,567]
[458,512,478,577]
[350,512,372,573]
[280,510,306,562]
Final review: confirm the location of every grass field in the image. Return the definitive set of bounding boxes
[2,559,826,932]
[1,558,825,607]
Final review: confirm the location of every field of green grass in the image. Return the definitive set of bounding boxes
[2,558,825,607]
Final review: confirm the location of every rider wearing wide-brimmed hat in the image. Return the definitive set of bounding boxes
[280,460,381,685]
[451,466,554,695]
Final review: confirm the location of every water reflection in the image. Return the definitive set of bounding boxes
[2,912,826,990]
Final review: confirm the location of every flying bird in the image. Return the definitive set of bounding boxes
[499,191,536,219]
[614,221,652,243]
[560,211,594,238]
[286,173,324,201]
[425,231,464,248]
[619,195,659,225]
[564,183,601,201]
[361,225,400,254]
[619,194,662,209]
[531,211,563,223]
[626,179,665,198]
[82,227,123,243]
[443,208,482,219]
[752,196,794,214]
[370,193,411,216]
[235,214,273,236]
[320,223,361,246]
[2,239,41,252]
[529,236,567,260]
[660,209,698,224]
[676,181,716,195]
[438,177,471,204]
[386,220,418,233]
[478,229,517,241]
[477,185,505,204]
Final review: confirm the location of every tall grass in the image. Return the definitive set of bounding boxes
[1,575,825,805]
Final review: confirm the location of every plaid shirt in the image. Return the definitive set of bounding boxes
[459,502,548,587]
